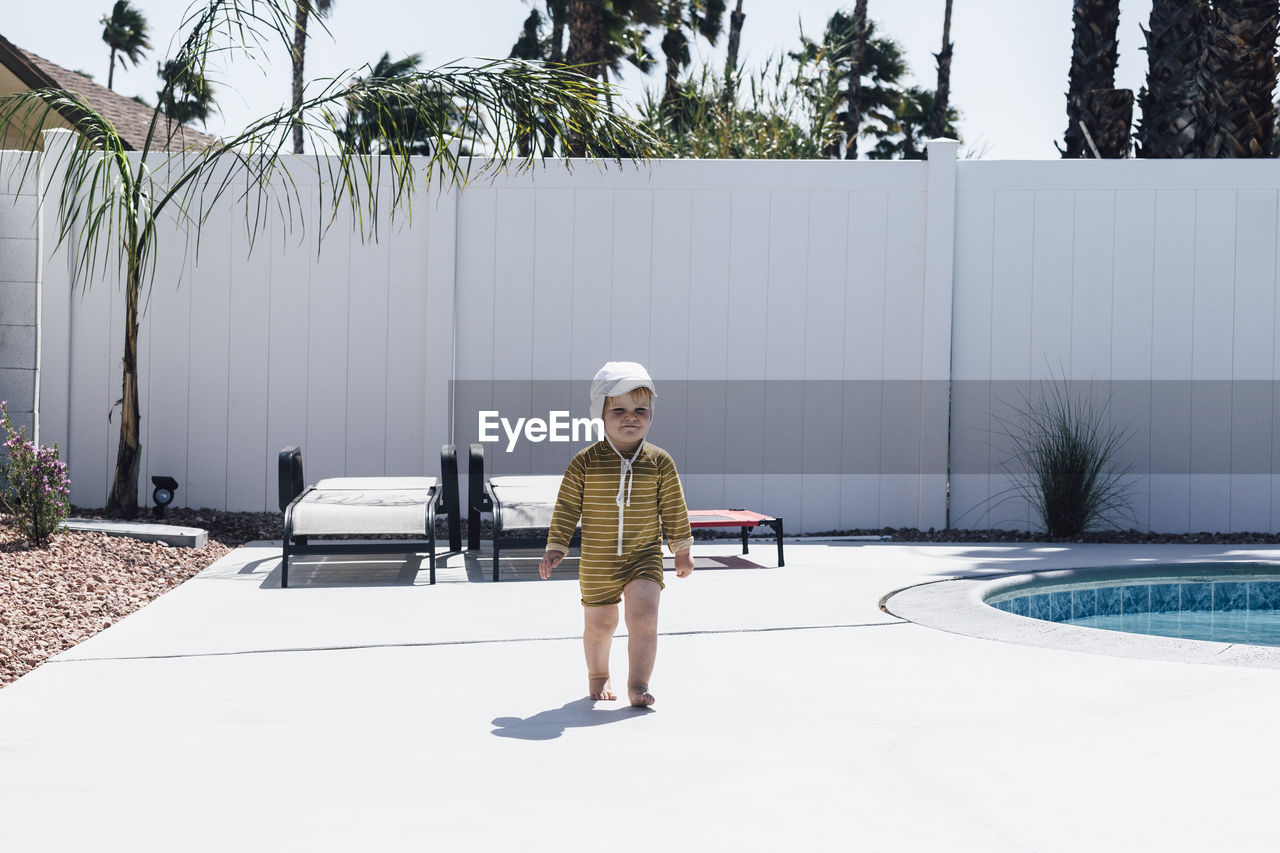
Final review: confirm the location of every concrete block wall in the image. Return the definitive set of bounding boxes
[0,165,38,439]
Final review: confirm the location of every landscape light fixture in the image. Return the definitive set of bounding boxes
[151,475,178,519]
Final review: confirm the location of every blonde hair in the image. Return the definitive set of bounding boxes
[608,386,654,407]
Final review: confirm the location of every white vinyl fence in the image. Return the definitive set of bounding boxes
[8,129,1280,534]
[949,159,1280,534]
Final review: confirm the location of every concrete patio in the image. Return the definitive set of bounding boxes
[2,539,1278,851]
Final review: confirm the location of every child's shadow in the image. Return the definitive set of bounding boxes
[492,697,651,740]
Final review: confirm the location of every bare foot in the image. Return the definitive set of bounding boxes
[588,675,616,701]
[628,685,655,708]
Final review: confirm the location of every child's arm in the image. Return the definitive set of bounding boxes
[673,547,693,578]
[539,550,565,577]
[540,454,586,579]
[657,454,695,579]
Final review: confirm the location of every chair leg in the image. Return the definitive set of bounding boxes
[427,496,438,585]
[491,502,502,582]
[770,518,785,567]
[492,534,501,583]
[429,522,437,586]
[281,539,290,588]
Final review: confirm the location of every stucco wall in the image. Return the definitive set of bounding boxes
[0,64,71,151]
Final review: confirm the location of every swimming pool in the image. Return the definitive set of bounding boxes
[883,559,1280,669]
[987,569,1280,647]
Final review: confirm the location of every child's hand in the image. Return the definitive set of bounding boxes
[539,550,564,579]
[674,549,694,578]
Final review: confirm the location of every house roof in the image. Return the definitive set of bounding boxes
[0,32,217,151]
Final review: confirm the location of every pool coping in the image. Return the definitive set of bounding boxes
[882,562,1280,670]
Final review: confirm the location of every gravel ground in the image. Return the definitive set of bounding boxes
[0,508,286,688]
[4,507,1280,689]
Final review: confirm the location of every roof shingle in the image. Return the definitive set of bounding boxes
[0,32,217,151]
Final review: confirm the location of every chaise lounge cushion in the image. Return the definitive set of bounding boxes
[290,476,439,536]
[488,476,565,529]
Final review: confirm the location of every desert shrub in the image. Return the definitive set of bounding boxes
[0,401,71,545]
[994,378,1135,538]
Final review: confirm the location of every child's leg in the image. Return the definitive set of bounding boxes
[583,603,619,700]
[622,578,661,707]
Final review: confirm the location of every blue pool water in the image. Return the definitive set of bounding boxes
[987,568,1280,647]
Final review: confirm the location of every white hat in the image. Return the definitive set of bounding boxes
[589,361,657,421]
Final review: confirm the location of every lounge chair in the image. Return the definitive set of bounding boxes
[466,443,783,581]
[467,444,578,582]
[278,445,462,587]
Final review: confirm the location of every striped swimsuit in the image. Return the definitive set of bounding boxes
[546,441,695,606]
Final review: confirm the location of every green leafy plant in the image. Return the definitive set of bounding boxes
[639,15,960,161]
[0,402,71,546]
[993,378,1135,538]
[639,56,842,159]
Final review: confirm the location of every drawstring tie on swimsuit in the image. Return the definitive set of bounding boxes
[604,436,643,555]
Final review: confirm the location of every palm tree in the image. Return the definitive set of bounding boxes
[1136,0,1207,158]
[292,0,334,154]
[1080,87,1133,156]
[157,58,216,126]
[794,10,906,160]
[101,0,151,91]
[337,53,479,156]
[599,1,662,105]
[0,0,660,516]
[1061,0,1122,158]
[510,6,575,155]
[515,0,570,62]
[925,0,954,140]
[723,0,745,105]
[867,85,960,159]
[562,0,661,151]
[548,0,569,62]
[512,0,645,143]
[659,1,727,111]
[512,8,550,62]
[846,0,869,159]
[563,1,664,84]
[566,0,607,80]
[513,0,657,152]
[1200,0,1278,158]
[510,9,552,155]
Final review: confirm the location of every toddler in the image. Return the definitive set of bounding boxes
[538,362,694,707]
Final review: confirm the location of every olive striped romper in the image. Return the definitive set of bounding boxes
[546,441,694,606]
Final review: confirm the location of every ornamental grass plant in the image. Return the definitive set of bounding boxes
[0,402,71,546]
[992,378,1135,539]
[638,57,843,160]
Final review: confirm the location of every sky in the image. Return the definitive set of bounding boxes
[5,0,1157,160]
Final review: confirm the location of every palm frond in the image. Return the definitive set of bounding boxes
[0,0,659,515]
[3,18,660,292]
[160,57,660,250]
[0,89,151,291]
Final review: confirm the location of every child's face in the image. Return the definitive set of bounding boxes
[602,390,652,451]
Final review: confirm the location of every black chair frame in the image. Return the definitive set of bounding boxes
[277,445,459,588]
[468,443,581,582]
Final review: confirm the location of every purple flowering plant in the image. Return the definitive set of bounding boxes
[0,401,71,546]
